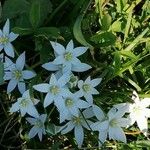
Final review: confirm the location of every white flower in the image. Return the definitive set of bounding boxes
[61,108,94,147]
[26,114,47,141]
[10,90,39,117]
[77,76,102,104]
[4,52,36,94]
[42,40,91,76]
[33,73,70,108]
[58,91,90,123]
[128,91,150,136]
[91,105,130,145]
[0,19,19,57]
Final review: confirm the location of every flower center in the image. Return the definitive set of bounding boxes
[64,52,72,61]
[35,120,43,128]
[110,119,118,127]
[19,99,29,107]
[12,70,22,80]
[50,85,59,95]
[133,106,141,115]
[73,116,82,125]
[82,84,90,92]
[0,37,9,44]
[65,98,74,107]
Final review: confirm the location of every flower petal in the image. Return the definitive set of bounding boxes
[61,122,74,134]
[18,81,26,94]
[42,62,59,71]
[50,41,65,55]
[91,78,102,87]
[4,43,14,57]
[58,72,70,87]
[72,47,88,57]
[44,93,54,108]
[10,102,19,113]
[66,40,74,52]
[33,84,49,93]
[16,52,25,70]
[74,126,84,147]
[77,100,90,108]
[49,74,57,85]
[26,117,36,125]
[28,126,38,139]
[53,55,64,65]
[9,32,19,42]
[72,63,91,72]
[7,79,17,93]
[99,130,107,144]
[28,106,39,118]
[22,70,36,79]
[3,72,12,80]
[3,19,10,36]
[141,98,150,107]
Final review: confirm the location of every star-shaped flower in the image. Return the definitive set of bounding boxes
[10,90,39,117]
[26,114,47,141]
[33,73,70,108]
[77,76,102,104]
[61,108,94,147]
[42,40,91,76]
[0,19,19,57]
[58,91,90,123]
[91,105,130,145]
[128,91,150,136]
[4,52,36,94]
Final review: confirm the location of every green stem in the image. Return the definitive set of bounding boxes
[45,0,68,24]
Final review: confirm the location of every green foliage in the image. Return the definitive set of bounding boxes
[1,0,150,149]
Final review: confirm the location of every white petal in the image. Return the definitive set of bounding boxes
[40,114,47,123]
[0,45,3,52]
[4,43,14,57]
[91,87,99,95]
[50,41,65,55]
[3,19,10,36]
[72,63,91,72]
[42,62,59,71]
[61,122,74,134]
[109,126,126,143]
[78,80,83,89]
[28,126,38,139]
[84,93,93,104]
[3,72,12,80]
[92,105,105,121]
[9,32,19,42]
[18,81,26,94]
[16,52,25,70]
[82,107,95,119]
[58,72,70,87]
[99,130,107,144]
[66,40,74,52]
[136,116,148,136]
[22,70,36,79]
[44,93,54,107]
[141,98,150,107]
[72,47,88,57]
[49,74,57,85]
[91,78,102,87]
[26,117,36,125]
[117,118,131,128]
[33,84,49,93]
[145,108,150,118]
[7,79,17,93]
[74,126,84,147]
[53,55,64,65]
[77,100,90,108]
[38,130,43,141]
[10,102,19,113]
[28,106,39,118]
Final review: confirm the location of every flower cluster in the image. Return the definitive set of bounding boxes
[1,19,150,148]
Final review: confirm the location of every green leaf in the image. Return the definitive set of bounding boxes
[35,27,60,39]
[2,0,30,20]
[12,27,33,35]
[116,0,127,13]
[0,62,4,85]
[111,20,125,32]
[136,140,150,147]
[29,0,41,28]
[29,0,52,28]
[113,52,121,71]
[101,13,112,31]
[91,31,116,47]
[73,0,94,50]
[46,124,62,135]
